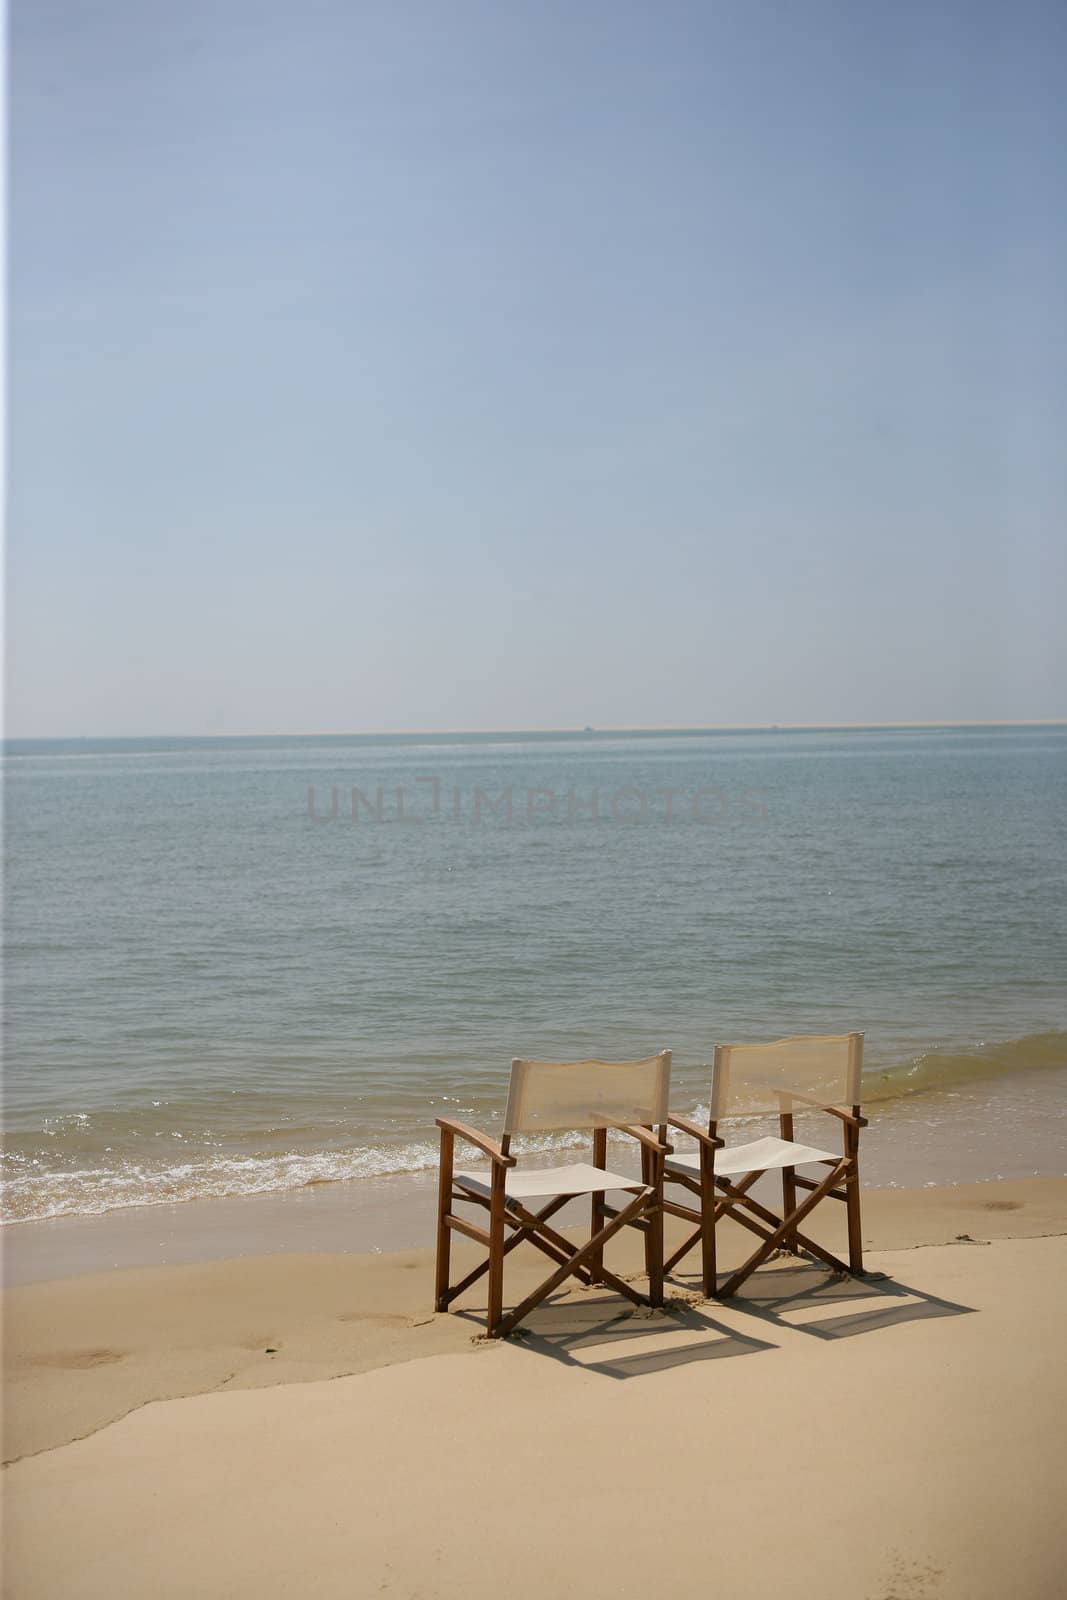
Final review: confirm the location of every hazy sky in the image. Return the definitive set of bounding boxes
[8,0,1066,736]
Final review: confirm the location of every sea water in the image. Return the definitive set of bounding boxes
[3,725,1066,1224]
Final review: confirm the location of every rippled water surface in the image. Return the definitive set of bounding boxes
[4,726,1066,1220]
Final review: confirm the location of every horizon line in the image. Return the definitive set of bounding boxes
[5,718,1067,742]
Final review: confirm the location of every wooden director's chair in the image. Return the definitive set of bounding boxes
[663,1033,868,1298]
[435,1052,672,1338]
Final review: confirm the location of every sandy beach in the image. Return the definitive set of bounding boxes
[3,1175,1066,1598]
[10,0,1067,1586]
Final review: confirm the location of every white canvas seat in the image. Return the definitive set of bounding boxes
[666,1134,836,1180]
[435,1052,672,1337]
[663,1033,868,1298]
[456,1161,644,1202]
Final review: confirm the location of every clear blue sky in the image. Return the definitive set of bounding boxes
[7,0,1066,735]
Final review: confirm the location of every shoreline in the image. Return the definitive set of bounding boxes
[6,1059,1066,1286]
[4,1174,1065,1465]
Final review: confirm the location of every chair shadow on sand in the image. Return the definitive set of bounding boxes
[451,1258,975,1378]
[454,1293,775,1379]
[705,1258,977,1342]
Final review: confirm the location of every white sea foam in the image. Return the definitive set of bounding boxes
[0,1127,608,1223]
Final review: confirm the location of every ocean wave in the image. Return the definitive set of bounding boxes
[0,1128,594,1224]
[3,1032,1064,1223]
[863,1030,1067,1103]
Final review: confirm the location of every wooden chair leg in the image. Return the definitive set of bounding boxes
[781,1165,799,1252]
[845,1123,864,1273]
[647,1166,664,1308]
[640,1144,656,1288]
[589,1128,607,1284]
[487,1164,507,1336]
[780,1112,798,1253]
[700,1150,717,1297]
[435,1128,454,1311]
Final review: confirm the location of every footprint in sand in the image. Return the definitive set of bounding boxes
[30,1348,126,1369]
[337,1310,411,1327]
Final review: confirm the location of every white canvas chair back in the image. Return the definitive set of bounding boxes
[710,1032,864,1120]
[504,1053,671,1134]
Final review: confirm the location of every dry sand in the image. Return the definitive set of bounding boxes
[3,1176,1066,1598]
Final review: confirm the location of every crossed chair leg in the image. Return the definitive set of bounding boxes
[665,1153,865,1300]
[436,1125,668,1338]
[438,1181,661,1338]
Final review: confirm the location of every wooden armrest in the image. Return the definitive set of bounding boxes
[668,1115,724,1149]
[822,1107,869,1129]
[435,1117,516,1166]
[619,1125,674,1156]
